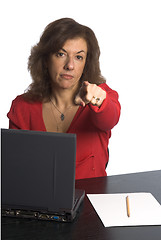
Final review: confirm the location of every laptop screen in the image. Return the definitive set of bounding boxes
[1,129,76,213]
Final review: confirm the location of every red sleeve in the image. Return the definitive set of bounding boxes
[89,83,121,131]
[7,95,31,130]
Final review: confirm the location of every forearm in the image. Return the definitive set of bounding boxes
[89,87,121,131]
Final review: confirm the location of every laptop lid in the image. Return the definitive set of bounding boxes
[1,128,84,221]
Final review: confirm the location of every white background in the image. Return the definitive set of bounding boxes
[0,0,161,176]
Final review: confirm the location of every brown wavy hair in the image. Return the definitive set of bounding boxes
[25,18,106,102]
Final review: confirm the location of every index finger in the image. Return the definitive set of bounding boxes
[82,81,90,87]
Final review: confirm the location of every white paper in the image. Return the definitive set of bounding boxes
[87,192,161,227]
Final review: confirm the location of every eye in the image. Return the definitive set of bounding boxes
[76,55,83,60]
[56,52,65,57]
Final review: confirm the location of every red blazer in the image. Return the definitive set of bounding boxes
[7,83,121,179]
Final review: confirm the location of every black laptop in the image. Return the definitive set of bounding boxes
[1,128,85,222]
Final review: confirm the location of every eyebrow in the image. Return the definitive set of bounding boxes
[61,48,86,54]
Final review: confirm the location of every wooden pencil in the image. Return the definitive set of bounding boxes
[126,196,130,217]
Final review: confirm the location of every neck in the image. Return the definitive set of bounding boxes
[51,85,79,111]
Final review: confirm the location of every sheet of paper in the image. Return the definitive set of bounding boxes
[87,192,161,227]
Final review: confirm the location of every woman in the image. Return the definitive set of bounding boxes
[7,18,121,179]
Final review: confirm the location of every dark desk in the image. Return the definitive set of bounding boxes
[2,170,161,240]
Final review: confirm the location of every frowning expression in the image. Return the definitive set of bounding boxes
[47,38,88,90]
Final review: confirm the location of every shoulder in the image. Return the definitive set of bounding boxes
[9,94,29,113]
[8,94,42,117]
[11,94,28,106]
[10,94,41,109]
[7,94,42,130]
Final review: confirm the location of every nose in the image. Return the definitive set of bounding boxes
[64,56,74,70]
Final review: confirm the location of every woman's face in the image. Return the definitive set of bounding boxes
[47,37,88,91]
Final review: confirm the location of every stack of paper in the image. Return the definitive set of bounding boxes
[87,192,161,227]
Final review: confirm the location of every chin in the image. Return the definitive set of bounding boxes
[60,81,79,90]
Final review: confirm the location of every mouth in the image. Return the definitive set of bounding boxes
[60,74,74,80]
